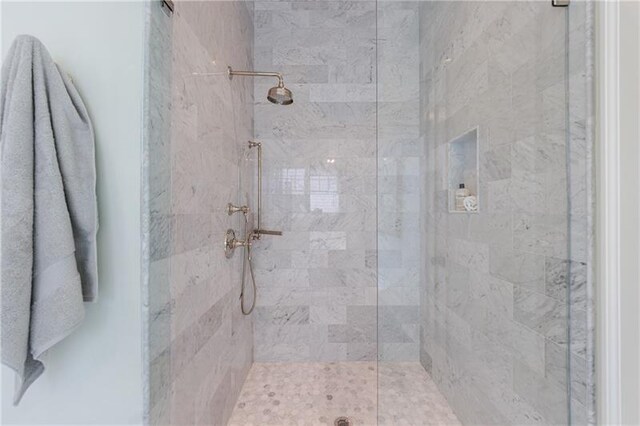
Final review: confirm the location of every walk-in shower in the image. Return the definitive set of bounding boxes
[143,1,595,424]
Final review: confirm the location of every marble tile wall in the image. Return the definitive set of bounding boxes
[144,1,255,424]
[251,0,379,362]
[418,1,593,424]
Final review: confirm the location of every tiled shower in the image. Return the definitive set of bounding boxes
[143,1,594,425]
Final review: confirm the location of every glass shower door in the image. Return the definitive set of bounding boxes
[376,1,594,424]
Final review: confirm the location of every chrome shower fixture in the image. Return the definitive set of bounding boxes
[227,203,249,216]
[224,229,250,259]
[227,66,293,105]
[246,141,283,239]
[224,206,258,316]
[223,140,283,317]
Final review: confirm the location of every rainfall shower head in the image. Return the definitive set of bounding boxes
[228,66,293,105]
[267,84,293,106]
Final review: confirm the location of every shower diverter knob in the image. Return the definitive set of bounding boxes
[224,229,251,259]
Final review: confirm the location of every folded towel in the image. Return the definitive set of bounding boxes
[1,35,98,404]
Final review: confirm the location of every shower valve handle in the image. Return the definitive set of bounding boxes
[230,238,251,249]
[227,203,249,216]
[224,229,251,259]
[252,229,283,240]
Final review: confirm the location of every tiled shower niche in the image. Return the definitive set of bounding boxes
[448,127,479,213]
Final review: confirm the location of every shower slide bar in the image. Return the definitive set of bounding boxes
[227,140,282,244]
[248,140,282,239]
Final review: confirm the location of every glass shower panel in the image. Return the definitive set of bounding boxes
[566,2,596,424]
[375,1,426,423]
[376,1,593,424]
[144,2,256,424]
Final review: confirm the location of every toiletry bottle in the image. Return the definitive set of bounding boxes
[455,183,469,211]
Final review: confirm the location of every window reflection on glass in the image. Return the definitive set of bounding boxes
[310,175,339,213]
[278,168,305,195]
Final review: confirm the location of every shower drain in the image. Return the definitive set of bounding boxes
[334,416,352,426]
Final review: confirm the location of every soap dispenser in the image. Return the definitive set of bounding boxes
[455,183,469,211]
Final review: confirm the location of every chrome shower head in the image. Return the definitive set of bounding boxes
[268,84,293,105]
[228,66,293,106]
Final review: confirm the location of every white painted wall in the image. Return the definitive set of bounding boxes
[597,1,640,424]
[0,1,145,424]
[618,2,640,423]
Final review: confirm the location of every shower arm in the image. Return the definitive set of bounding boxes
[228,67,285,88]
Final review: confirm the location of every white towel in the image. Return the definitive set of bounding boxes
[1,35,98,404]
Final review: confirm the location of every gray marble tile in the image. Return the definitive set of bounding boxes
[447,238,490,273]
[513,213,567,258]
[514,287,566,343]
[254,343,310,362]
[309,305,347,325]
[291,250,329,269]
[484,313,546,376]
[255,306,310,326]
[150,213,174,261]
[171,292,232,380]
[255,268,310,288]
[481,144,512,181]
[328,323,376,343]
[486,178,512,213]
[173,214,213,255]
[545,256,588,311]
[379,343,420,362]
[149,348,171,416]
[513,359,568,425]
[308,267,376,288]
[489,246,546,292]
[545,339,588,406]
[468,213,513,248]
[346,343,377,361]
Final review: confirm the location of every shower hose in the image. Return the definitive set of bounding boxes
[240,212,257,315]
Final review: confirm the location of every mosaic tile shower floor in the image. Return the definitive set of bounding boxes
[228,362,460,426]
